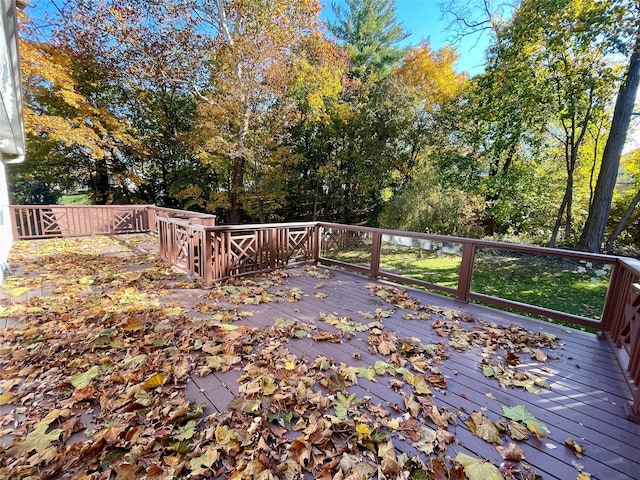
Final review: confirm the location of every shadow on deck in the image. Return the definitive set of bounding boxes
[1,234,639,480]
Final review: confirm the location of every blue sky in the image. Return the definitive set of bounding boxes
[321,0,493,76]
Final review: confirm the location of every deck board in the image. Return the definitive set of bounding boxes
[178,266,640,480]
[2,236,639,480]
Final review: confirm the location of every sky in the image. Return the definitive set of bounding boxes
[321,0,494,76]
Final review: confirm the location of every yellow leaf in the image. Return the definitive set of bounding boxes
[0,392,15,405]
[215,425,239,446]
[386,418,400,430]
[356,423,372,437]
[455,452,504,480]
[261,376,278,395]
[163,307,182,316]
[6,286,29,298]
[143,373,164,390]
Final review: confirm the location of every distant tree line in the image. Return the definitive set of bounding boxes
[10,0,640,253]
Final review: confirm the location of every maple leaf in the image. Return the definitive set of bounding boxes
[215,425,239,447]
[468,411,502,445]
[333,392,360,418]
[455,453,505,480]
[379,440,401,476]
[174,420,196,441]
[507,421,530,440]
[404,394,421,418]
[11,423,62,454]
[70,365,101,389]
[143,372,165,390]
[189,446,220,476]
[496,442,525,461]
[404,372,432,395]
[501,405,549,438]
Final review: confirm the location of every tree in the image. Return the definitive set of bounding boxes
[12,9,140,204]
[329,0,409,81]
[605,148,640,250]
[60,0,329,223]
[578,1,640,252]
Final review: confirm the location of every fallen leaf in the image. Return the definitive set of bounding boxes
[566,438,586,455]
[11,423,62,454]
[501,405,549,438]
[455,452,504,480]
[379,440,400,476]
[70,365,101,389]
[468,411,502,445]
[508,421,530,440]
[496,443,525,461]
[143,373,165,390]
[0,392,15,405]
[533,349,547,362]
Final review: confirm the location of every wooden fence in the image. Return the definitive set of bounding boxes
[9,205,216,239]
[7,205,640,418]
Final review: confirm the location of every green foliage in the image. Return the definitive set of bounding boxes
[330,0,409,80]
[379,177,485,237]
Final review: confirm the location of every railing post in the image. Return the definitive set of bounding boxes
[457,242,476,303]
[203,229,213,287]
[147,205,157,233]
[313,224,321,263]
[9,206,18,240]
[370,232,382,279]
[269,227,277,270]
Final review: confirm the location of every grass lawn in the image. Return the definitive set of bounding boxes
[323,244,610,321]
[58,193,90,205]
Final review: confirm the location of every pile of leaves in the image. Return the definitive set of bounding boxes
[0,235,583,479]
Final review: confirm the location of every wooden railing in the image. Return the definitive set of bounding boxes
[9,205,153,239]
[315,222,640,419]
[7,206,639,418]
[9,204,216,239]
[156,217,317,285]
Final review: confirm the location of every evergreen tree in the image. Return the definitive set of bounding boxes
[330,0,409,80]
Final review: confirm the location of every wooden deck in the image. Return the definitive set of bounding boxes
[164,266,640,480]
[1,234,639,479]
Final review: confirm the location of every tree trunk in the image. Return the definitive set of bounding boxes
[605,187,640,251]
[93,157,110,205]
[229,157,245,224]
[578,22,640,252]
[548,184,570,247]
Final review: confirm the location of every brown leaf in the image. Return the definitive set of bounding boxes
[469,411,502,445]
[566,438,586,455]
[430,457,450,480]
[508,420,530,441]
[114,463,140,480]
[379,440,401,476]
[504,351,520,366]
[496,442,525,461]
[404,394,421,418]
[533,349,548,362]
